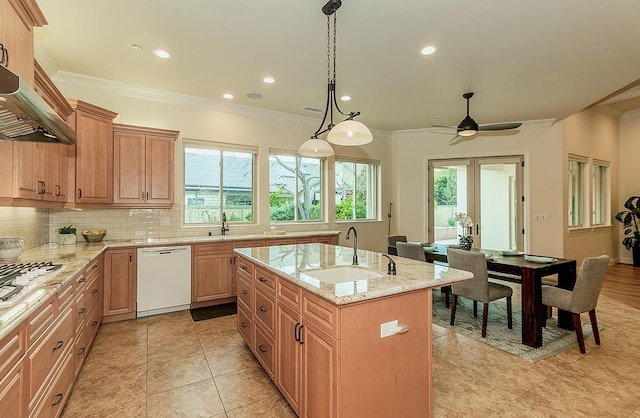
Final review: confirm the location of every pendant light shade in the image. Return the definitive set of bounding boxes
[298,138,334,157]
[327,119,373,146]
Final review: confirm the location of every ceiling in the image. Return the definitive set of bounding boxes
[33,0,640,133]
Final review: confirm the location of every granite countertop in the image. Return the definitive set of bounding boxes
[235,244,473,305]
[0,230,340,340]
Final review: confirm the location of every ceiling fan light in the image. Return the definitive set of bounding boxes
[327,120,373,146]
[298,138,335,157]
[459,129,477,137]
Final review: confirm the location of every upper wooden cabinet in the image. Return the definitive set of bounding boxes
[68,100,118,205]
[112,124,179,208]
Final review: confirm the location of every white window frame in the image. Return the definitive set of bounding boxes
[592,159,610,227]
[568,154,588,229]
[334,157,380,222]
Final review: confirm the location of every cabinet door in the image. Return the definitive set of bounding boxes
[113,131,145,204]
[276,302,302,415]
[192,255,233,302]
[145,134,174,205]
[37,143,57,201]
[75,110,113,204]
[2,0,34,84]
[0,360,26,418]
[302,321,339,418]
[103,249,135,316]
[13,142,39,199]
[54,144,70,202]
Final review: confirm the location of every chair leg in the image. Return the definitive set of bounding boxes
[450,294,458,326]
[481,303,489,338]
[473,300,478,318]
[506,296,513,329]
[572,313,586,354]
[589,309,600,346]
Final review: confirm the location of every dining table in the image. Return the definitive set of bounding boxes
[422,244,577,348]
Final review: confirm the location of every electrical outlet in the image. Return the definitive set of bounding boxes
[380,320,399,338]
[533,214,547,221]
[134,231,145,238]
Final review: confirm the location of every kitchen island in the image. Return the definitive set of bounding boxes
[234,243,473,418]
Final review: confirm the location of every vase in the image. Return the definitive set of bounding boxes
[459,240,472,251]
[57,233,76,245]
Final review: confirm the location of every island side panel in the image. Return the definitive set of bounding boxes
[338,289,432,418]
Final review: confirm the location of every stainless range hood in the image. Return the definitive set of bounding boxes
[0,65,76,145]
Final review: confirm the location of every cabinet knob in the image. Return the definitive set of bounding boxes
[258,344,268,353]
[259,306,267,313]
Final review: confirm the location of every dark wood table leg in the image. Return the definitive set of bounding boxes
[557,262,577,330]
[520,269,543,348]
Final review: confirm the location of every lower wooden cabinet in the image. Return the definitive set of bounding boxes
[103,248,136,320]
[0,359,26,418]
[192,243,234,303]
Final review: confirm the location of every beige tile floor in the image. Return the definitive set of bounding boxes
[61,293,640,418]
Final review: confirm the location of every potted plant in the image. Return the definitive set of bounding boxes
[614,196,640,267]
[454,212,474,250]
[57,225,77,245]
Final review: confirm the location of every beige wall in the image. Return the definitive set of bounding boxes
[49,75,393,252]
[618,109,640,264]
[562,108,620,263]
[391,123,566,257]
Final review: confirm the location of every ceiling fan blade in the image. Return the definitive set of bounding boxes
[477,122,522,131]
[431,124,456,130]
[449,134,464,145]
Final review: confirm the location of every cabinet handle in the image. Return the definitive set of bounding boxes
[92,289,98,294]
[78,277,86,283]
[53,340,64,351]
[299,324,305,345]
[294,323,300,342]
[91,320,98,326]
[240,265,247,270]
[37,180,45,195]
[258,344,268,353]
[259,277,267,283]
[240,322,248,328]
[78,347,85,355]
[141,192,145,200]
[259,306,267,313]
[78,307,86,314]
[78,188,82,199]
[0,44,8,67]
[130,254,133,262]
[92,264,99,269]
[52,393,63,406]
[55,185,61,196]
[146,192,149,200]
[240,289,248,295]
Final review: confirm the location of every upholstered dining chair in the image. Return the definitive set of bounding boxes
[396,241,426,261]
[542,255,609,354]
[387,235,408,255]
[448,248,513,338]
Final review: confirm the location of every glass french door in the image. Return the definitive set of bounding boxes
[427,156,524,250]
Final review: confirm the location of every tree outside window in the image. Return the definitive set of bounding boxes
[335,160,378,221]
[269,154,322,222]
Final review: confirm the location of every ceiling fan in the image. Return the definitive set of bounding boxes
[433,92,522,144]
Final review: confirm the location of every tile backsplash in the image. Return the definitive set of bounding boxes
[0,207,50,249]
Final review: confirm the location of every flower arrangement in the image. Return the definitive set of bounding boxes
[454,212,474,245]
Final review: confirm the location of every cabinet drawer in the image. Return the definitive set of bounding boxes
[85,302,102,349]
[73,330,86,378]
[84,273,101,312]
[237,305,252,347]
[236,274,252,311]
[31,348,74,418]
[0,359,26,418]
[236,258,254,276]
[75,273,87,293]
[0,322,25,377]
[27,305,74,404]
[254,323,275,379]
[254,287,275,336]
[302,290,340,338]
[277,278,301,311]
[195,243,232,256]
[74,292,87,333]
[27,295,56,346]
[57,281,75,312]
[254,267,276,295]
[85,257,102,282]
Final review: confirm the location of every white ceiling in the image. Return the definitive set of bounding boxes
[33,0,640,133]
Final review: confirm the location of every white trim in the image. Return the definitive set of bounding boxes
[184,138,258,154]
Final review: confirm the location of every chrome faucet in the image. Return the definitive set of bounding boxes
[345,226,358,265]
[221,212,229,235]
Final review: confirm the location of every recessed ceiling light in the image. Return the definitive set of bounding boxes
[223,93,234,99]
[263,77,275,84]
[340,95,351,101]
[131,44,143,52]
[421,46,437,56]
[247,93,263,99]
[153,49,171,59]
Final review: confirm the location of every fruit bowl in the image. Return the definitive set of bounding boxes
[82,229,107,243]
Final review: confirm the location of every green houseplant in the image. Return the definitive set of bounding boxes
[57,225,77,245]
[614,196,640,267]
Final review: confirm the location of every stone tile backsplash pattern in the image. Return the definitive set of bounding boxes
[0,207,50,249]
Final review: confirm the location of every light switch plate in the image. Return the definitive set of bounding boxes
[381,320,398,338]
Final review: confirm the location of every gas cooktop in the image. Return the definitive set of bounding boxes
[0,261,63,304]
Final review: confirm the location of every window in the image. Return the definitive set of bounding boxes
[568,155,587,227]
[184,142,256,225]
[335,159,379,221]
[269,153,323,222]
[592,160,610,226]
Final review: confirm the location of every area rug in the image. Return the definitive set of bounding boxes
[432,288,594,362]
[190,302,237,322]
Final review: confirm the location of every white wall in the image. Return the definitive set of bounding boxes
[391,122,565,257]
[50,74,393,252]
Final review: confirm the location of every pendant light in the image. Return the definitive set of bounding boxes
[298,0,373,157]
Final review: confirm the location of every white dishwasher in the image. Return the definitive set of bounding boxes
[137,246,192,317]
